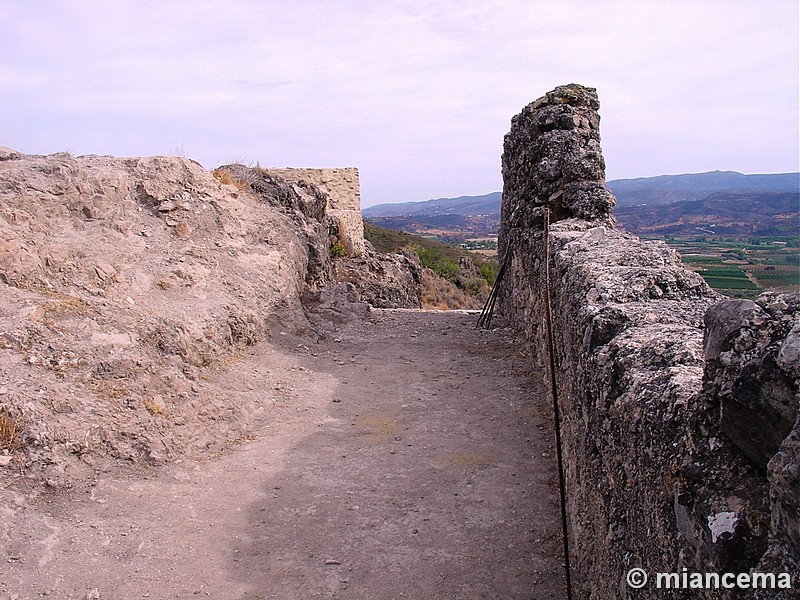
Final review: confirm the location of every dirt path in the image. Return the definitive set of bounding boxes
[1,309,565,600]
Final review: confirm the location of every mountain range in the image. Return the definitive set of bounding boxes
[363,171,798,216]
[608,171,799,208]
[362,171,799,238]
[363,191,502,218]
[615,191,798,236]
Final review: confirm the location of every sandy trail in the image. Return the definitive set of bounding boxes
[1,309,565,599]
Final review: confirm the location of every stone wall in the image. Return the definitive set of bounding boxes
[266,167,365,256]
[498,85,799,598]
[221,164,420,308]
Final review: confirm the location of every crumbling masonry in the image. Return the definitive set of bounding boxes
[267,167,365,256]
[498,84,799,599]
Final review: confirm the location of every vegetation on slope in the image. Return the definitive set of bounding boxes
[364,220,499,309]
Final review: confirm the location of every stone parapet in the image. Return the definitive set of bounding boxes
[267,167,361,211]
[498,84,799,598]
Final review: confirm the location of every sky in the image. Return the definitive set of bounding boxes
[1,1,798,207]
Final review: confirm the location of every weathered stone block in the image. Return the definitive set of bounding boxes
[267,167,365,255]
[703,293,800,471]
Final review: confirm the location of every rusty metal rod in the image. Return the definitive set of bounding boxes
[476,250,511,329]
[544,208,574,600]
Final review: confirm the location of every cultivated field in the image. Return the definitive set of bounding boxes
[652,235,800,299]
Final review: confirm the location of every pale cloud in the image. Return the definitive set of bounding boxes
[1,0,797,205]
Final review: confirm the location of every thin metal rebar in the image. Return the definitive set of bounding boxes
[543,208,574,600]
[476,250,511,329]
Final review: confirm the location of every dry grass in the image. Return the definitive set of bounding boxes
[39,289,94,312]
[212,168,250,192]
[421,270,481,310]
[0,412,24,452]
[143,397,169,417]
[37,292,95,329]
[88,380,130,403]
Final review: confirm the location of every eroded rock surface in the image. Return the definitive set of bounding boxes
[703,292,800,589]
[498,85,798,598]
[0,150,360,483]
[332,245,423,308]
[501,84,615,228]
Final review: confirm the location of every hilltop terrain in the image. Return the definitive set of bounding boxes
[0,149,425,481]
[362,171,799,240]
[0,147,564,599]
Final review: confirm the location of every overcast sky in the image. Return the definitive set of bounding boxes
[2,1,798,207]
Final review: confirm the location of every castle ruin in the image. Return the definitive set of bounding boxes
[498,84,799,599]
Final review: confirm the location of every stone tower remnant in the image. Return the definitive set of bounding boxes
[498,83,799,598]
[500,84,614,230]
[267,167,365,256]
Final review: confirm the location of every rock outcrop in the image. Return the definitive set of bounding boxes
[498,86,799,598]
[0,150,361,482]
[703,294,800,588]
[332,246,423,308]
[212,164,420,308]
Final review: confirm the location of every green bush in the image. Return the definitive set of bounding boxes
[364,220,499,302]
[411,244,460,280]
[477,261,498,285]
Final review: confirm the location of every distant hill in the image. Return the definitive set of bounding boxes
[363,192,501,218]
[610,170,798,191]
[362,171,799,240]
[614,191,799,236]
[363,171,798,216]
[608,171,799,208]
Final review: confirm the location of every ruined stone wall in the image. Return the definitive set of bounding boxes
[498,85,799,598]
[0,150,341,477]
[266,167,365,256]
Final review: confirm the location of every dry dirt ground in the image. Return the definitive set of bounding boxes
[1,309,565,600]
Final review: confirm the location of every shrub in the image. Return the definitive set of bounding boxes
[412,244,460,280]
[0,412,24,452]
[420,270,481,310]
[212,168,250,192]
[477,261,498,285]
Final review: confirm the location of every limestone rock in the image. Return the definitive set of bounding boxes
[0,148,363,479]
[758,418,800,598]
[703,292,800,471]
[266,167,365,256]
[702,292,800,591]
[332,248,422,309]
